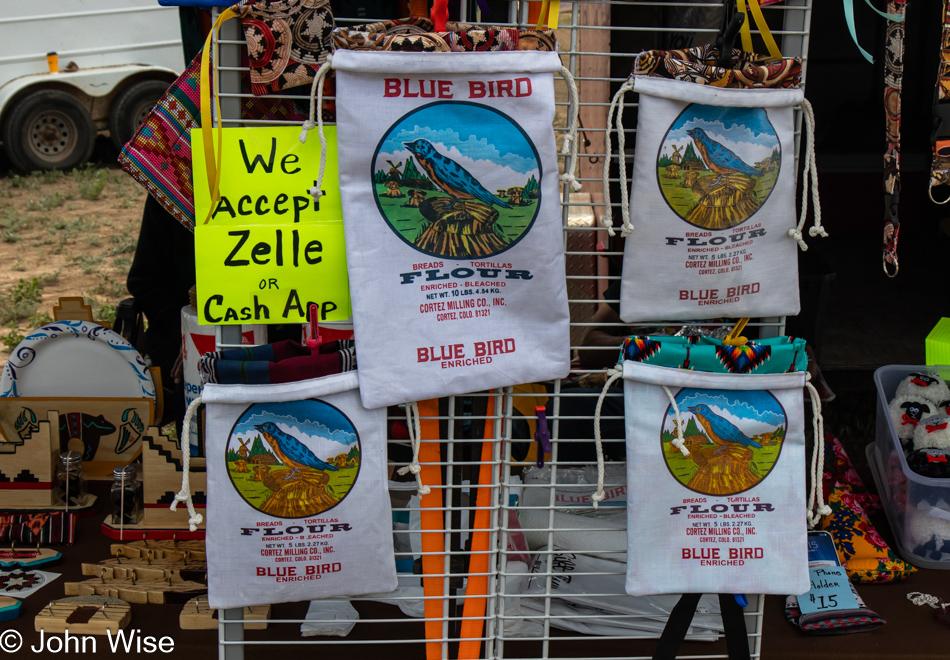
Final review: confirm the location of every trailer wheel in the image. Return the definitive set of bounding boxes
[109,80,169,151]
[2,90,96,172]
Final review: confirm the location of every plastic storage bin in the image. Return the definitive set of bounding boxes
[869,364,950,569]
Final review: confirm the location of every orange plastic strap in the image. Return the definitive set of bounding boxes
[458,396,496,659]
[417,398,445,660]
[527,1,543,25]
[408,0,429,18]
[432,0,449,32]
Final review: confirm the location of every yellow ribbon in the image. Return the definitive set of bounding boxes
[738,0,782,59]
[535,0,560,30]
[199,8,238,224]
[723,318,751,346]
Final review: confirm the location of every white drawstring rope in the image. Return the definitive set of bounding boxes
[602,77,636,238]
[788,97,827,251]
[662,385,691,457]
[171,396,204,532]
[805,373,831,527]
[298,56,333,202]
[397,401,430,497]
[592,366,624,508]
[614,76,636,238]
[558,66,583,193]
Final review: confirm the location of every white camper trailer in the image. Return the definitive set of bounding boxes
[0,0,184,171]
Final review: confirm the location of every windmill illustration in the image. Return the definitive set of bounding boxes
[671,145,684,164]
[385,160,403,183]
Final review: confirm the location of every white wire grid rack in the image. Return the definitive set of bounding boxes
[209,1,813,657]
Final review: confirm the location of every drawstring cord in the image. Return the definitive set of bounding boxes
[171,396,204,532]
[805,373,831,527]
[788,98,827,250]
[558,66,583,193]
[614,77,636,238]
[299,56,333,203]
[602,77,636,238]
[592,366,624,508]
[591,369,690,509]
[662,385,691,458]
[397,401,430,497]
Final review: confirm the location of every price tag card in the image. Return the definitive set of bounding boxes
[797,566,859,615]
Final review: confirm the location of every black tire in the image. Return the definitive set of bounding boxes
[2,89,96,172]
[108,80,169,152]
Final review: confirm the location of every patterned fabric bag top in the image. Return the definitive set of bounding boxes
[237,0,335,95]
[118,53,204,231]
[634,44,801,89]
[199,339,356,385]
[332,17,556,53]
[0,513,75,546]
[621,334,808,375]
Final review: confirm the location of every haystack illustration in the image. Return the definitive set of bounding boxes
[683,438,760,496]
[383,180,405,198]
[685,173,759,230]
[496,187,528,206]
[415,198,508,258]
[403,189,427,208]
[755,156,776,173]
[257,468,338,518]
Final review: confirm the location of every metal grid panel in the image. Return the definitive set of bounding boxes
[210,2,813,657]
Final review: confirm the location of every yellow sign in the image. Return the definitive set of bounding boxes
[192,126,350,325]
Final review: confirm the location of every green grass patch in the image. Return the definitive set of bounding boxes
[91,273,127,298]
[79,170,107,200]
[26,192,68,212]
[0,277,44,324]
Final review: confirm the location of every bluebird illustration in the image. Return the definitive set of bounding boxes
[687,404,762,454]
[403,139,512,209]
[686,127,761,182]
[254,422,339,480]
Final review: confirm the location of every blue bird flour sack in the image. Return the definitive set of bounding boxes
[201,371,397,608]
[607,337,823,597]
[302,24,574,408]
[603,47,826,323]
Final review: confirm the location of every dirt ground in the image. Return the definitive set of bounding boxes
[0,161,147,363]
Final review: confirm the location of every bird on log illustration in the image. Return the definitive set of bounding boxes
[687,404,763,454]
[254,422,339,481]
[686,127,761,182]
[403,139,512,210]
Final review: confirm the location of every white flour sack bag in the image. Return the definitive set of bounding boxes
[603,46,826,322]
[174,371,397,608]
[592,335,831,597]
[298,23,575,408]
